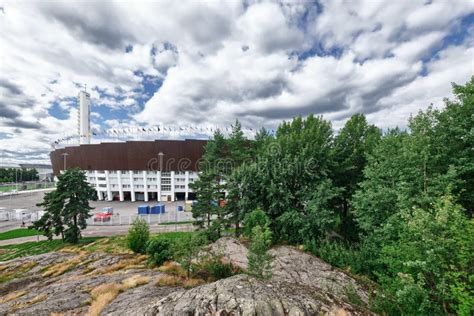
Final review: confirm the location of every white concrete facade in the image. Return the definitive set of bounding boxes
[87,170,198,202]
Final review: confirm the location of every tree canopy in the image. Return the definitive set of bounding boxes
[33,168,96,243]
[192,77,474,315]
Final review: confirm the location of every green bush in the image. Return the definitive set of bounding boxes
[247,225,273,279]
[173,233,208,277]
[202,256,238,281]
[305,240,366,274]
[146,238,172,266]
[242,208,270,237]
[203,221,222,242]
[127,218,150,254]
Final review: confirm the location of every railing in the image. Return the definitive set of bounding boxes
[86,211,196,226]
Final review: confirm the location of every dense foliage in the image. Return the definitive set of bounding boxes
[32,168,96,243]
[146,237,172,266]
[192,77,474,315]
[0,167,39,183]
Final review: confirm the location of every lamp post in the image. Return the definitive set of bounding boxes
[61,153,69,172]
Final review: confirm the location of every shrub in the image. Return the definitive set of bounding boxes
[305,240,365,274]
[183,278,205,288]
[201,256,238,281]
[127,218,149,254]
[247,225,273,279]
[173,233,207,277]
[158,261,187,277]
[203,221,222,242]
[146,238,172,266]
[155,274,183,287]
[242,208,270,237]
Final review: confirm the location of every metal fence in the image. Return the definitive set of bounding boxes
[85,211,196,226]
[0,210,198,227]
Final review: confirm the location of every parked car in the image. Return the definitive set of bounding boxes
[94,207,113,222]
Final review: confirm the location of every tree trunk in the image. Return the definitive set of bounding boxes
[235,220,240,237]
[73,215,78,241]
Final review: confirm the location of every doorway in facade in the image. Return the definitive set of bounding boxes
[175,192,185,201]
[148,192,157,201]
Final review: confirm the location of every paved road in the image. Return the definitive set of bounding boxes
[0,224,195,246]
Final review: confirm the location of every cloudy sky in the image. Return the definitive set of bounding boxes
[0,0,473,165]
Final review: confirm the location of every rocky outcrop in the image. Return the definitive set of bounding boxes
[145,274,369,315]
[203,236,249,268]
[204,237,370,304]
[270,246,369,304]
[1,237,373,315]
[0,251,165,315]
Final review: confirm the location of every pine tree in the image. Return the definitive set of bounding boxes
[190,130,227,236]
[33,168,96,243]
[247,225,273,279]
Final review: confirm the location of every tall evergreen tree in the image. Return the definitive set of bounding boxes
[191,130,227,236]
[33,168,96,243]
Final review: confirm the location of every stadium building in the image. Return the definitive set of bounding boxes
[50,90,208,202]
[50,139,206,202]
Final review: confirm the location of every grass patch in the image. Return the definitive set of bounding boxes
[158,261,187,277]
[158,220,194,226]
[10,294,48,311]
[155,274,183,287]
[42,254,87,278]
[0,237,100,261]
[121,274,150,288]
[0,229,40,241]
[90,255,148,275]
[88,275,150,316]
[0,290,27,303]
[154,274,204,288]
[149,231,197,247]
[0,261,37,283]
[88,283,123,316]
[0,183,55,192]
[183,278,205,288]
[81,236,130,254]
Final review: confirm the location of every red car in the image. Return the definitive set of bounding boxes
[94,207,113,222]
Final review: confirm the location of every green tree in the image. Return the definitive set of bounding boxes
[373,195,473,315]
[227,120,251,167]
[127,217,150,253]
[191,130,226,232]
[223,120,252,235]
[247,225,273,279]
[352,129,409,234]
[253,127,273,155]
[351,78,474,314]
[146,238,172,266]
[435,77,474,217]
[32,168,95,243]
[332,114,380,240]
[33,190,65,240]
[174,233,207,278]
[242,208,270,237]
[232,115,335,243]
[190,171,220,229]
